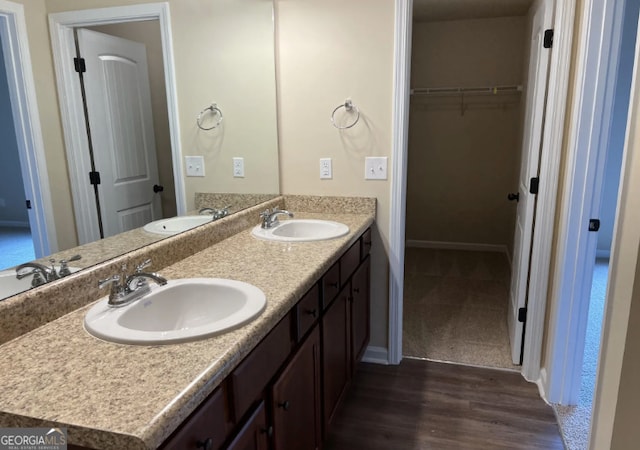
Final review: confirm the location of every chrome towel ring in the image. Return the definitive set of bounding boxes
[197,103,223,130]
[331,99,360,129]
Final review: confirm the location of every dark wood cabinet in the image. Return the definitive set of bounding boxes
[226,402,269,450]
[271,327,321,450]
[155,228,371,450]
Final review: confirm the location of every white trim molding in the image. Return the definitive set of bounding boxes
[0,0,57,257]
[387,0,413,366]
[362,346,390,365]
[48,2,184,244]
[544,0,623,404]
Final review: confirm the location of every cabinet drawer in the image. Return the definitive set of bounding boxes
[360,228,372,260]
[340,240,360,287]
[230,313,293,422]
[162,384,229,450]
[296,284,320,342]
[321,262,340,310]
[226,401,269,450]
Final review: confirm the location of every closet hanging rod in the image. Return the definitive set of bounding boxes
[410,85,523,96]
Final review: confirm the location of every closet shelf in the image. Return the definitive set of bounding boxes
[410,85,523,96]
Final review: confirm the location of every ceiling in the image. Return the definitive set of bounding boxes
[413,0,534,22]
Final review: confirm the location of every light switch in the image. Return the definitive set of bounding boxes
[365,157,388,180]
[233,157,245,178]
[185,156,205,177]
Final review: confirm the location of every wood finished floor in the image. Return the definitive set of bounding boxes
[324,359,564,450]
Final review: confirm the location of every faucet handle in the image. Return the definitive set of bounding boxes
[98,274,120,290]
[135,259,152,273]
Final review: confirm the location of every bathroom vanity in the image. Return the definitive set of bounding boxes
[0,196,375,450]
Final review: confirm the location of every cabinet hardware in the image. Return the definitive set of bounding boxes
[327,281,338,288]
[196,437,213,450]
[353,287,360,294]
[306,309,317,318]
[507,192,520,202]
[278,400,290,411]
[260,426,274,437]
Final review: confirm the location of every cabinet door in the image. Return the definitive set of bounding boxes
[272,327,321,450]
[351,256,370,368]
[322,284,351,433]
[226,401,269,450]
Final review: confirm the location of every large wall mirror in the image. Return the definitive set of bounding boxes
[0,0,279,300]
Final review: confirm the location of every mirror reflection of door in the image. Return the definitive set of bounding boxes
[0,35,35,270]
[75,24,176,239]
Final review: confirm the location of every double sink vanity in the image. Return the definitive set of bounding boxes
[0,195,375,450]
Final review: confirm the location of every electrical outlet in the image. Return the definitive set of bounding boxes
[233,157,245,177]
[365,157,388,180]
[320,158,332,179]
[185,156,205,177]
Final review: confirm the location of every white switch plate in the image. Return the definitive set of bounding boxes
[320,158,332,179]
[233,157,245,177]
[185,156,205,177]
[365,157,388,180]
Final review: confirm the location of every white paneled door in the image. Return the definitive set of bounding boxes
[77,28,162,238]
[507,0,553,365]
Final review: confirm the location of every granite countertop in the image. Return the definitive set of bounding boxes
[0,211,374,450]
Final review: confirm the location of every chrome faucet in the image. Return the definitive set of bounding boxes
[260,207,294,229]
[99,259,167,307]
[15,254,82,288]
[199,206,231,220]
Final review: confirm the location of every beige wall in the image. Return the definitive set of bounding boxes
[406,17,525,249]
[276,0,394,347]
[89,21,177,219]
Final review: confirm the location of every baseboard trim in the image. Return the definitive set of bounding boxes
[406,240,508,254]
[596,248,610,259]
[0,220,30,228]
[537,367,550,404]
[361,346,389,365]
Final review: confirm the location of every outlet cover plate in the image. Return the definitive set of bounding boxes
[233,157,245,178]
[185,156,205,177]
[365,156,388,180]
[320,158,332,179]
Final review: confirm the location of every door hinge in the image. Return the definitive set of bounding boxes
[89,171,101,185]
[26,200,32,210]
[530,177,539,194]
[544,29,554,48]
[74,57,86,73]
[518,307,527,323]
[589,219,601,232]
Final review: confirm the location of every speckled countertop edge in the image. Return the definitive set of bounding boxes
[0,197,375,450]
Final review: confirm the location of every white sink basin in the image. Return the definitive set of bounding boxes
[84,278,266,345]
[251,219,349,242]
[143,215,211,235]
[0,267,81,298]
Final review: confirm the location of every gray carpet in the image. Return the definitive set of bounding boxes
[553,258,608,450]
[0,226,35,270]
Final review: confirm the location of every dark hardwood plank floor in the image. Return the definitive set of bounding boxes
[324,359,564,450]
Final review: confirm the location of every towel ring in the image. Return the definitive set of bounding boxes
[331,99,360,129]
[197,103,223,130]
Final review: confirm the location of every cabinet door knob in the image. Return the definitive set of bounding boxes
[278,400,290,411]
[196,438,213,450]
[306,308,317,318]
[260,426,274,437]
[327,281,338,288]
[353,287,360,294]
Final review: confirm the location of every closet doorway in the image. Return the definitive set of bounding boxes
[403,0,546,369]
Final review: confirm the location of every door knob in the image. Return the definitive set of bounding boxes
[153,184,164,193]
[507,192,520,202]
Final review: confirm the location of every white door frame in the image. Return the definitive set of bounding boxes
[0,0,57,258]
[544,0,629,405]
[48,2,185,245]
[389,0,577,384]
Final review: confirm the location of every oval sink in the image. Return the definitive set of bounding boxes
[143,215,211,236]
[252,219,349,242]
[84,278,266,345]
